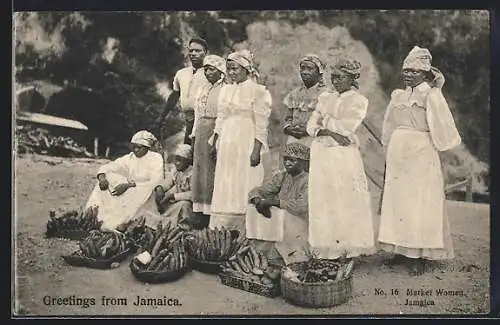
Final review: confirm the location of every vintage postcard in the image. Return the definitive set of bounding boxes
[12,9,492,317]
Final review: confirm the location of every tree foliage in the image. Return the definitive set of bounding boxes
[14,10,489,166]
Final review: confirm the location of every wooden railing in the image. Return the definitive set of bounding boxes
[445,175,474,202]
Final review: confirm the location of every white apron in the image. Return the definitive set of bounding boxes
[308,139,376,259]
[246,206,309,265]
[378,128,445,248]
[209,114,264,230]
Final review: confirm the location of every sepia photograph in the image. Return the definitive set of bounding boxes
[12,10,491,316]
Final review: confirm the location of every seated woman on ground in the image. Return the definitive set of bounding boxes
[85,130,164,231]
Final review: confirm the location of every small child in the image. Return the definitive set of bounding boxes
[154,144,194,229]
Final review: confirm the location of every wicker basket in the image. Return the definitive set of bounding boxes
[280,263,353,308]
[218,272,280,298]
[61,248,131,269]
[190,257,222,274]
[129,259,189,284]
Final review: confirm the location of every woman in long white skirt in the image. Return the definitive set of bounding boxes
[85,130,164,230]
[307,58,376,260]
[378,46,461,276]
[208,50,272,236]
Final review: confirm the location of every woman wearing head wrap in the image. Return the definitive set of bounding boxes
[208,50,272,234]
[378,46,461,276]
[85,130,164,230]
[306,57,376,261]
[154,144,195,229]
[282,54,327,148]
[246,142,311,265]
[188,55,226,227]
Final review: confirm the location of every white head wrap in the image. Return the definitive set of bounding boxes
[203,54,227,75]
[403,46,446,89]
[174,144,192,160]
[227,50,260,81]
[130,130,157,148]
[403,46,432,71]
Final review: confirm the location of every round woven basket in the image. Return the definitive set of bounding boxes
[62,248,131,269]
[129,259,189,284]
[280,263,353,308]
[190,257,222,274]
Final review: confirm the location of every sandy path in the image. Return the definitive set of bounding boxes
[13,155,490,316]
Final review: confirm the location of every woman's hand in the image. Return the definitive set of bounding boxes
[331,132,351,146]
[292,125,308,139]
[210,134,218,160]
[97,174,109,191]
[111,183,131,196]
[154,186,165,205]
[250,148,261,167]
[318,129,351,146]
[160,193,175,206]
[250,139,263,167]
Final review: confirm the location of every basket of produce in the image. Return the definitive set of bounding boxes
[136,220,186,254]
[45,206,102,240]
[218,242,282,298]
[184,227,241,274]
[280,250,354,308]
[62,230,133,269]
[129,242,189,283]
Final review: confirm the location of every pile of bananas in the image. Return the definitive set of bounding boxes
[45,206,102,238]
[184,227,241,262]
[137,243,188,272]
[116,216,155,249]
[137,220,186,256]
[220,243,281,286]
[78,230,128,260]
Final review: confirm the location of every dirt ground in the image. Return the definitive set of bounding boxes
[12,154,490,316]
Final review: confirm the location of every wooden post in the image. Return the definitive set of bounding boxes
[105,146,110,158]
[94,137,99,157]
[466,175,473,202]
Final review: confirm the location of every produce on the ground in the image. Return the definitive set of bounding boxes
[132,220,186,255]
[282,250,354,283]
[220,243,281,286]
[134,242,188,272]
[45,206,102,238]
[78,229,129,260]
[16,125,93,158]
[184,227,242,262]
[116,216,155,249]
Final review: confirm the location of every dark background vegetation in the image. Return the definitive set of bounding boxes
[14,10,490,190]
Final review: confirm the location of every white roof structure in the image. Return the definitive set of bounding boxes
[16,111,88,131]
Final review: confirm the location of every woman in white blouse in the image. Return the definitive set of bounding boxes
[307,57,376,261]
[378,46,461,276]
[208,50,272,235]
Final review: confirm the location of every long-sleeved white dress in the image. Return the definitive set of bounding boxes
[85,150,164,230]
[307,89,376,259]
[209,79,272,233]
[378,82,461,259]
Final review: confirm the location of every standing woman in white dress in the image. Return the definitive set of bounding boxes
[378,46,461,276]
[307,57,376,260]
[209,50,272,235]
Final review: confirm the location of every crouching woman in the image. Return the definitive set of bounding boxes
[246,142,310,265]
